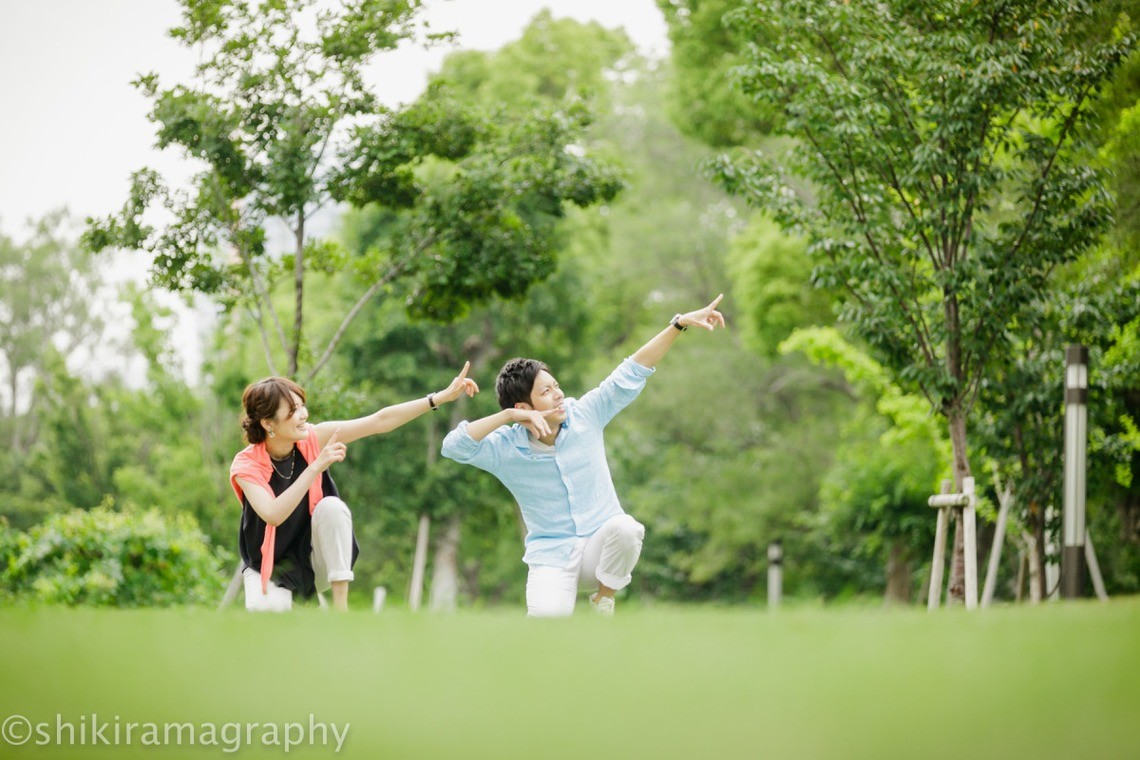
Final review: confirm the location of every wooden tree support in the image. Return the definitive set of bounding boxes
[976,468,1108,606]
[927,477,978,611]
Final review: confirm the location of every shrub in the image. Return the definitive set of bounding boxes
[3,499,226,607]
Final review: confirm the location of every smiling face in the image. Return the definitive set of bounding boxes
[524,370,566,426]
[240,376,309,445]
[264,392,310,443]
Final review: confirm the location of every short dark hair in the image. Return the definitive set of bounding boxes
[496,358,551,409]
[240,377,306,444]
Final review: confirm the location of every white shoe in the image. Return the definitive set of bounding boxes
[590,593,615,616]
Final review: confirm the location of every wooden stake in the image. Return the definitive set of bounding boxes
[963,476,978,610]
[927,479,952,611]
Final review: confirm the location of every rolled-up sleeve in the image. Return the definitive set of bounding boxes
[441,420,502,472]
[574,357,655,428]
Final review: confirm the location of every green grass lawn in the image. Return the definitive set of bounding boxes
[1,599,1137,759]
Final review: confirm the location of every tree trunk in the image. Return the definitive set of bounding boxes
[8,369,19,452]
[421,322,500,611]
[289,211,305,377]
[884,540,911,604]
[408,512,430,612]
[429,513,462,612]
[945,409,972,604]
[1024,529,1043,604]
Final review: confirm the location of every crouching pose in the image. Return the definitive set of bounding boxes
[442,296,726,617]
[230,363,478,611]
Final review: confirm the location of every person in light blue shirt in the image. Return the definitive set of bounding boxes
[441,295,727,616]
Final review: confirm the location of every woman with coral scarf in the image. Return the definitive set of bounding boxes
[230,363,478,611]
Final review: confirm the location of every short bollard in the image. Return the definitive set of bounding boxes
[372,586,387,613]
[768,541,783,610]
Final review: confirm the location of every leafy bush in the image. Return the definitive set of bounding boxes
[3,500,226,607]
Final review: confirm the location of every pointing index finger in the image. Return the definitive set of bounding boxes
[707,293,724,311]
[458,360,470,380]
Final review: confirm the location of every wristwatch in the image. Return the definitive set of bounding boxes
[670,314,687,332]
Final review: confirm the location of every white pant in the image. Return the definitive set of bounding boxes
[526,513,645,618]
[244,496,355,612]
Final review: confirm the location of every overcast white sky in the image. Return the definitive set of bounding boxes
[0,0,668,233]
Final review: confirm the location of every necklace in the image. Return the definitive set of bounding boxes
[269,448,296,480]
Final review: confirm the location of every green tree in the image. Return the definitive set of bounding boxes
[435,9,634,108]
[85,0,622,382]
[781,327,949,602]
[726,215,834,357]
[562,56,854,603]
[0,214,109,529]
[0,212,103,456]
[709,0,1134,602]
[320,13,637,610]
[656,0,778,146]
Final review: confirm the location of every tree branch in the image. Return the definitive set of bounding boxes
[303,231,438,382]
[290,209,305,377]
[1008,81,1095,260]
[801,124,938,369]
[303,262,404,383]
[243,302,280,375]
[236,239,290,364]
[814,29,940,269]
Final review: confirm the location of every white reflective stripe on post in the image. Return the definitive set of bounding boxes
[1063,404,1087,546]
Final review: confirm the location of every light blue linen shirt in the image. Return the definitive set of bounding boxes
[441,357,655,567]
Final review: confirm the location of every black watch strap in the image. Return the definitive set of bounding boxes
[671,314,687,332]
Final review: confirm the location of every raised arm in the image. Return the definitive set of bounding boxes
[313,361,479,447]
[464,407,561,442]
[631,294,727,369]
[238,430,346,526]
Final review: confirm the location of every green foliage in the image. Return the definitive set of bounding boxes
[434,10,634,107]
[780,327,948,598]
[337,92,625,322]
[0,212,103,455]
[711,0,1134,425]
[726,215,833,357]
[3,500,226,607]
[656,0,780,146]
[85,0,623,379]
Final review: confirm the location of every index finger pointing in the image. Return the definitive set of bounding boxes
[328,427,342,446]
[458,360,471,380]
[707,293,724,311]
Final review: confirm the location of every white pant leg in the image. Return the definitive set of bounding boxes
[310,496,355,594]
[526,539,587,618]
[579,513,645,591]
[242,567,293,612]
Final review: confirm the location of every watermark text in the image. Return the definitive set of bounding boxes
[2,713,349,753]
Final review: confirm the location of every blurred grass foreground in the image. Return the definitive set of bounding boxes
[1,600,1137,759]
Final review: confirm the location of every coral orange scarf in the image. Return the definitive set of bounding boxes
[229,428,324,594]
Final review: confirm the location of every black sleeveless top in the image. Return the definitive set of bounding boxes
[238,447,359,598]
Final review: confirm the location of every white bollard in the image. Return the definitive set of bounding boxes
[767,541,783,610]
[1062,344,1089,598]
[372,586,387,613]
